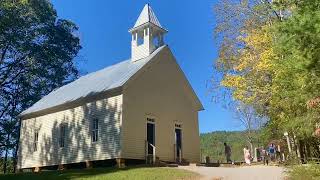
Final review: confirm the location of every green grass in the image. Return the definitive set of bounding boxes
[0,166,199,180]
[288,164,320,180]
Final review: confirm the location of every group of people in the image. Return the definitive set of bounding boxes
[223,142,278,165]
[260,143,277,165]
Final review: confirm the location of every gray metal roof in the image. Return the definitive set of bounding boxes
[21,45,166,116]
[133,4,162,29]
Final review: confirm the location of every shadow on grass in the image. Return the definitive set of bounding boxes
[0,165,156,180]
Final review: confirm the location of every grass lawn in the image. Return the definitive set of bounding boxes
[287,164,320,180]
[0,166,199,180]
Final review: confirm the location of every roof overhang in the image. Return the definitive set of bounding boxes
[129,22,168,34]
[19,87,123,119]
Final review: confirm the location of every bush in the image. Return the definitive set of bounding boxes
[0,158,14,173]
[284,154,300,166]
[288,164,320,180]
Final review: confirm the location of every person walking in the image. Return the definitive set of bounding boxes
[243,146,251,165]
[260,147,269,165]
[268,143,276,161]
[224,142,232,163]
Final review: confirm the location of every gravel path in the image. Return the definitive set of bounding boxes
[179,165,286,180]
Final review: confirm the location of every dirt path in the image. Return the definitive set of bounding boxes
[179,165,286,180]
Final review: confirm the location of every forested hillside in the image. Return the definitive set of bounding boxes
[200,131,260,162]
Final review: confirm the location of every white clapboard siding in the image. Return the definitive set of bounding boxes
[131,38,154,62]
[18,94,123,169]
[122,47,200,163]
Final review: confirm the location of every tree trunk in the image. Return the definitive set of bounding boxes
[292,134,302,163]
[13,118,22,173]
[3,148,8,174]
[13,142,18,173]
[246,135,254,157]
[248,140,254,161]
[3,134,9,174]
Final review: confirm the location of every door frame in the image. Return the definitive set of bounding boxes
[174,121,183,162]
[146,116,156,155]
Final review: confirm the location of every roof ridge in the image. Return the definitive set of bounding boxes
[20,45,167,117]
[147,4,151,24]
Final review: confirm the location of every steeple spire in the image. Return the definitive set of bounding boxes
[132,4,163,30]
[129,4,167,62]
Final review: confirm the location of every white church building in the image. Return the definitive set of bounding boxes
[17,4,203,170]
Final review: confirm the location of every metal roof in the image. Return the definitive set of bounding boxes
[133,4,162,29]
[20,45,167,116]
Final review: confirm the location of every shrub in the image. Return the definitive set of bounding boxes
[288,164,320,180]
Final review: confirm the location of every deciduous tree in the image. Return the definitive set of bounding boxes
[0,0,81,173]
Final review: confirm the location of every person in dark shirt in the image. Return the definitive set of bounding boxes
[268,143,276,161]
[224,142,232,163]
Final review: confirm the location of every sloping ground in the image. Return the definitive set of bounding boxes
[179,165,286,180]
[0,167,199,180]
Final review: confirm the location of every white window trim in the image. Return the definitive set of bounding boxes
[146,117,156,124]
[174,120,183,129]
[59,124,66,148]
[33,131,39,152]
[91,118,99,143]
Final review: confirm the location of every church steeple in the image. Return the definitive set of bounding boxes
[129,4,167,62]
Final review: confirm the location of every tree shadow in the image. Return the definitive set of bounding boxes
[18,119,42,168]
[19,94,122,172]
[0,165,157,180]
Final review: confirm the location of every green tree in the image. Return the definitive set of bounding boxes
[270,0,320,138]
[0,0,81,173]
[212,0,280,115]
[212,0,279,145]
[213,0,320,160]
[200,131,260,162]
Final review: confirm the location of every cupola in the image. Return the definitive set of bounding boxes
[129,4,167,62]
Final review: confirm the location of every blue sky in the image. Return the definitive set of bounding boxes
[51,0,242,133]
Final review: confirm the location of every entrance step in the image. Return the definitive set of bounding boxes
[196,163,220,167]
[167,163,179,167]
[146,155,159,165]
[155,161,167,167]
[176,158,190,166]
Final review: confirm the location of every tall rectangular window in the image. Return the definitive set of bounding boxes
[59,124,66,148]
[92,119,98,142]
[33,131,38,152]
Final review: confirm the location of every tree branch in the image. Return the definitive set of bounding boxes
[0,69,26,89]
[0,101,12,120]
[0,45,8,66]
[262,0,282,21]
[0,53,29,85]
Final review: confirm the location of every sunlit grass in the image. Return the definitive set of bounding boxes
[0,166,199,180]
[288,164,320,180]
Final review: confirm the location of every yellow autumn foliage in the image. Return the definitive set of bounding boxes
[236,26,274,72]
[220,25,275,106]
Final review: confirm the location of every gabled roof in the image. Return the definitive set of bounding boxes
[131,4,164,30]
[20,46,167,117]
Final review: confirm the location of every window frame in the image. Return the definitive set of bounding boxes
[59,124,66,148]
[33,131,39,152]
[147,117,155,124]
[91,118,99,143]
